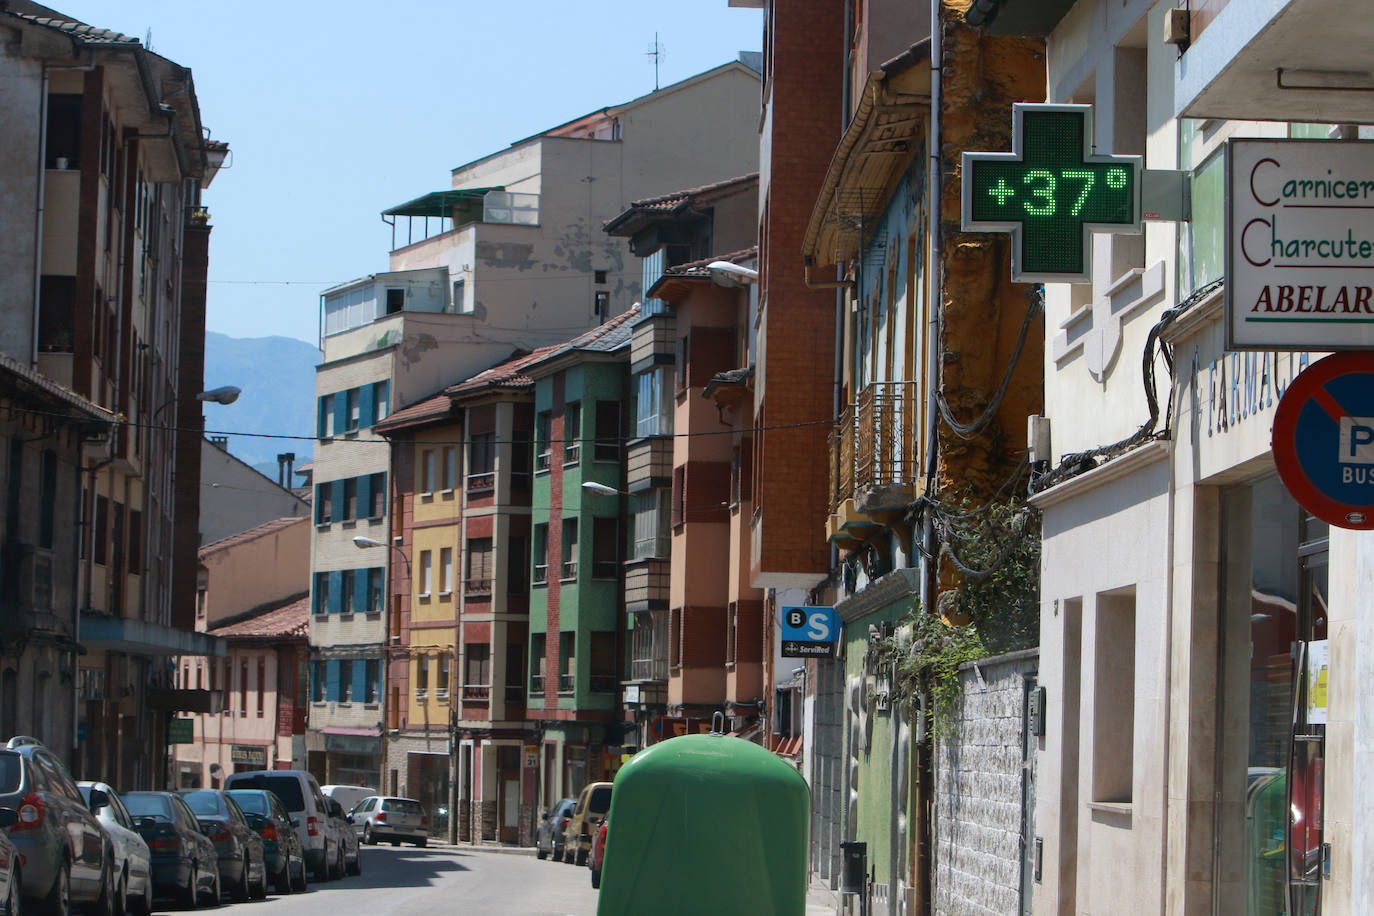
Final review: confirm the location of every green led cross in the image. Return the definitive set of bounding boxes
[961,104,1141,283]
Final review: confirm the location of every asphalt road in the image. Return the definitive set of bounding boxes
[150,845,602,916]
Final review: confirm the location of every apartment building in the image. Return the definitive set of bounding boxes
[996,1,1374,914]
[603,175,761,747]
[309,59,762,788]
[0,1,227,786]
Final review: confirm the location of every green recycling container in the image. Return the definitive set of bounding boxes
[596,732,810,916]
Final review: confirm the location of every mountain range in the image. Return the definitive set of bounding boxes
[202,331,320,481]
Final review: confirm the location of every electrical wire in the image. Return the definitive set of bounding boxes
[935,285,1044,440]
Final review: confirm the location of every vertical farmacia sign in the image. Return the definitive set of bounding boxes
[1228,139,1374,350]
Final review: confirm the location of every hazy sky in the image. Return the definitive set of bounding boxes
[56,1,762,346]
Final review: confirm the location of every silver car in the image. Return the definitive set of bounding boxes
[79,782,153,915]
[349,797,429,847]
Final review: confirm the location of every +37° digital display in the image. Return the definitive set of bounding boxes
[963,106,1140,281]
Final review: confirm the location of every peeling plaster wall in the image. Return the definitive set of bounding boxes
[0,38,43,361]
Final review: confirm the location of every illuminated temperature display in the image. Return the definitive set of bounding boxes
[962,104,1141,283]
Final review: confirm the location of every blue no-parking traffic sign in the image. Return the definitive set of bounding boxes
[1272,352,1374,529]
[780,606,840,658]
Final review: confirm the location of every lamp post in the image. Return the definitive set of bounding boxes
[152,385,241,423]
[580,481,623,497]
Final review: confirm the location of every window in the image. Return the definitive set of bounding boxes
[38,276,75,353]
[421,450,436,493]
[1092,587,1135,804]
[45,93,81,169]
[316,484,332,525]
[367,568,384,614]
[507,536,528,594]
[633,490,670,559]
[530,634,546,693]
[343,478,357,522]
[438,547,453,594]
[38,450,57,549]
[312,661,326,702]
[563,402,581,464]
[452,279,466,313]
[465,644,491,687]
[635,367,673,437]
[594,401,620,461]
[469,432,495,489]
[594,290,610,323]
[437,653,450,697]
[419,551,433,595]
[373,381,389,423]
[592,517,618,578]
[672,466,686,528]
[340,570,356,614]
[240,660,249,715]
[482,189,539,225]
[416,656,429,695]
[594,270,608,285]
[319,394,335,438]
[465,539,492,595]
[561,519,578,580]
[558,633,575,693]
[127,509,142,572]
[257,658,265,717]
[674,335,688,390]
[94,496,108,565]
[364,659,379,704]
[339,660,353,702]
[385,288,405,314]
[346,388,360,432]
[535,412,551,471]
[368,472,386,518]
[511,430,532,489]
[196,571,208,619]
[314,572,330,616]
[590,633,616,693]
[442,446,457,491]
[532,525,548,585]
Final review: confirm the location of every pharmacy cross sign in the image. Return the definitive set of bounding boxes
[962,103,1142,283]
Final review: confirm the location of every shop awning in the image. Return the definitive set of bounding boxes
[80,614,225,657]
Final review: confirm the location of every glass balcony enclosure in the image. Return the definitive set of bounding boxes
[320,267,450,340]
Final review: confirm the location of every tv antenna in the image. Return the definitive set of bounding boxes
[646,33,666,91]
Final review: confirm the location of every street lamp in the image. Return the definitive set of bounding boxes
[152,386,241,424]
[581,481,623,497]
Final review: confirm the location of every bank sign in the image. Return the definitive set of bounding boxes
[1228,139,1374,350]
[780,606,840,658]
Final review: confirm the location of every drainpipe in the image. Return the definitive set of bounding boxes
[918,3,944,914]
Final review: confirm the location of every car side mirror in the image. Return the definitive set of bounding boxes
[0,808,18,829]
[291,816,301,827]
[88,788,110,811]
[345,815,353,824]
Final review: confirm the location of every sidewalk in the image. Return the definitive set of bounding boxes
[806,875,842,915]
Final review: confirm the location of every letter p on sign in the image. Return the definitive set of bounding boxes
[1340,417,1374,463]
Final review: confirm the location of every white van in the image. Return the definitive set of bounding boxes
[322,784,376,813]
[224,770,341,880]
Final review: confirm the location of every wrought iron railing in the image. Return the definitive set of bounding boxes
[830,381,919,510]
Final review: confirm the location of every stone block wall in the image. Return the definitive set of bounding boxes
[934,648,1038,916]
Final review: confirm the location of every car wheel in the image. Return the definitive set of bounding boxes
[204,869,219,908]
[591,866,601,890]
[134,877,151,916]
[575,846,588,867]
[551,844,563,864]
[8,864,24,916]
[413,838,426,849]
[178,862,198,911]
[362,826,375,846]
[42,858,70,916]
[109,869,125,916]
[83,862,114,916]
[230,862,248,904]
[536,842,548,861]
[274,862,292,897]
[250,859,267,901]
[289,859,306,894]
[350,850,361,878]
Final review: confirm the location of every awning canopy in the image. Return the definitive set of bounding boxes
[382,187,502,218]
[80,614,225,657]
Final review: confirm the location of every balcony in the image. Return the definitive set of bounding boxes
[465,472,495,494]
[530,674,545,694]
[559,561,577,581]
[558,674,575,694]
[533,564,548,585]
[462,685,490,701]
[630,613,669,683]
[828,381,920,519]
[463,578,493,598]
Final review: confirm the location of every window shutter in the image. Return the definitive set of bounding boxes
[317,397,328,438]
[353,568,368,615]
[352,660,367,702]
[328,571,343,614]
[358,474,372,518]
[332,480,346,520]
[326,661,340,702]
[333,392,348,435]
[360,383,375,429]
[315,484,326,524]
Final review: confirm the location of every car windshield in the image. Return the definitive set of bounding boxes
[123,793,175,822]
[227,775,304,812]
[227,791,269,816]
[180,790,226,817]
[384,799,424,816]
[0,753,20,794]
[588,786,612,813]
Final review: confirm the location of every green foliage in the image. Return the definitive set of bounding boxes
[938,493,1041,655]
[883,612,986,738]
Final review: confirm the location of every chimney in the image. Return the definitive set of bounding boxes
[276,452,296,487]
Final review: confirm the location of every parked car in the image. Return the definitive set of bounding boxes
[0,809,21,916]
[323,798,360,877]
[348,797,428,847]
[178,790,266,902]
[589,818,609,889]
[222,770,337,881]
[535,798,576,862]
[562,781,613,866]
[225,788,307,895]
[79,782,153,915]
[0,737,113,915]
[320,786,375,814]
[122,791,220,908]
